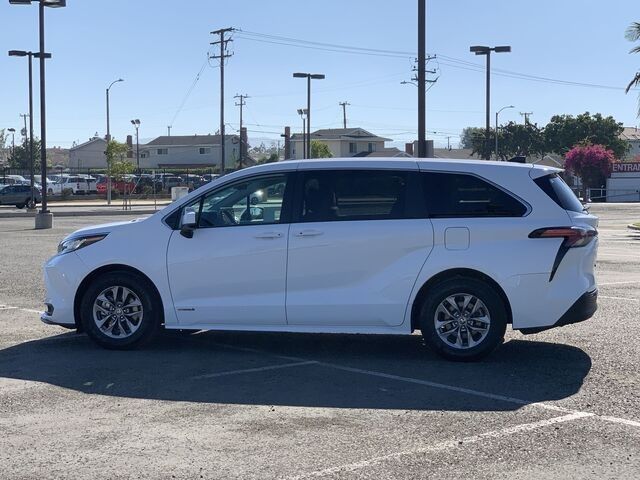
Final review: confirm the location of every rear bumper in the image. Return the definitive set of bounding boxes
[519,289,597,335]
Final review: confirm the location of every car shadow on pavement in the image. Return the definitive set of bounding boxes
[0,330,591,412]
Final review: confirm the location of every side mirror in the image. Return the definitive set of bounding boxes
[180,209,198,238]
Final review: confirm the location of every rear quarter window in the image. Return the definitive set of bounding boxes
[423,172,528,218]
[534,173,584,213]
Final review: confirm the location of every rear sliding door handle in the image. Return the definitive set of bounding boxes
[294,229,324,237]
[254,232,283,239]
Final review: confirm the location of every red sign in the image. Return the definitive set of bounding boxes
[612,162,640,173]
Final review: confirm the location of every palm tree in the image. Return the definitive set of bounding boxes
[626,22,640,115]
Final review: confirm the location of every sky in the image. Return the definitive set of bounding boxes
[0,0,639,150]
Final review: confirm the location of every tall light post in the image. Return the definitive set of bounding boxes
[7,128,16,155]
[293,73,325,160]
[131,119,140,171]
[470,45,511,160]
[495,105,514,161]
[9,50,51,209]
[106,78,123,205]
[296,108,307,159]
[9,0,66,229]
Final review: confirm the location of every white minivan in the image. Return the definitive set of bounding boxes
[41,159,598,361]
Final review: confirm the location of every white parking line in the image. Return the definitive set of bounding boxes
[190,361,318,380]
[211,341,640,431]
[285,412,592,479]
[0,304,43,314]
[598,281,640,286]
[599,295,640,302]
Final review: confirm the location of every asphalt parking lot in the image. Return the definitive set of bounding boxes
[0,204,639,479]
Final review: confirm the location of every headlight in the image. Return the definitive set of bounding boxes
[57,234,108,255]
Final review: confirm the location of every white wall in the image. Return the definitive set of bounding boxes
[69,139,107,169]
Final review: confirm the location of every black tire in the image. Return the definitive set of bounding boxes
[15,203,25,209]
[80,271,161,350]
[419,277,507,362]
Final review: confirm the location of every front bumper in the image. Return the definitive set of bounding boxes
[519,289,598,335]
[40,252,87,328]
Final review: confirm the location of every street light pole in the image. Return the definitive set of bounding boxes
[495,105,514,160]
[131,119,140,171]
[105,78,123,205]
[470,45,511,160]
[297,109,307,159]
[293,73,325,160]
[9,50,51,208]
[10,0,67,228]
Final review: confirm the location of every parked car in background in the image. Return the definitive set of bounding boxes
[42,158,598,361]
[49,175,97,195]
[163,176,184,191]
[0,184,41,208]
[202,173,220,183]
[96,177,136,195]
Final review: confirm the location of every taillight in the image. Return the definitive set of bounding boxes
[529,226,597,282]
[529,226,597,248]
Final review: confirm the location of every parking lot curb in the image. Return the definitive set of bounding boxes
[0,209,159,219]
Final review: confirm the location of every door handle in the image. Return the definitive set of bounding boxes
[295,229,324,237]
[254,232,283,239]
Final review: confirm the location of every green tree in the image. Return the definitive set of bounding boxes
[460,127,486,150]
[310,140,333,159]
[496,122,546,160]
[625,21,640,116]
[544,112,627,158]
[8,138,42,170]
[105,140,132,178]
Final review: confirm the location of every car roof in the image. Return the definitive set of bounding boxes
[229,157,560,176]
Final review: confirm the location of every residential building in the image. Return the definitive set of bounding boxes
[289,128,391,159]
[68,136,107,170]
[139,134,240,169]
[69,134,242,170]
[620,126,640,159]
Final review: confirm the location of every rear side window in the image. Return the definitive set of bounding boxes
[298,170,413,222]
[534,173,584,213]
[423,172,527,218]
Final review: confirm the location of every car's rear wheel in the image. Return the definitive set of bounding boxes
[419,277,507,361]
[80,271,161,350]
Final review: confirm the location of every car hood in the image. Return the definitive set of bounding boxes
[64,217,148,240]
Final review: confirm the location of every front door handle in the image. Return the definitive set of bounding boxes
[294,229,324,237]
[254,232,283,239]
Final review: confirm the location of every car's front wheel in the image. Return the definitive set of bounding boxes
[419,277,507,361]
[80,271,161,350]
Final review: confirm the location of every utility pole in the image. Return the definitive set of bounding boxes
[446,136,452,150]
[210,27,235,175]
[234,94,248,169]
[519,112,533,125]
[417,0,426,158]
[339,101,350,129]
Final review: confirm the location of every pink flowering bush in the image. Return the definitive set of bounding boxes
[564,144,615,190]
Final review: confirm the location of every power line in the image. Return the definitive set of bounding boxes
[168,58,208,130]
[236,29,638,92]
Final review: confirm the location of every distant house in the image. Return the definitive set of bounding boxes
[353,147,412,158]
[68,136,107,170]
[69,134,244,170]
[620,127,640,159]
[139,134,241,169]
[290,128,392,159]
